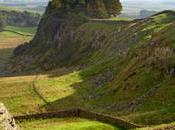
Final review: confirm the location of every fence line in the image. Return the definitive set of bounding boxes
[14,108,143,129]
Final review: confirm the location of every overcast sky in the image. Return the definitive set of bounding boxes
[1,0,174,3]
[0,0,174,14]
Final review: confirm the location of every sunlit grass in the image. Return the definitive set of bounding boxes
[109,17,132,21]
[4,26,37,36]
[35,71,82,102]
[18,118,121,130]
[0,79,46,115]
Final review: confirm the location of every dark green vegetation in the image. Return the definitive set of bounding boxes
[0,10,40,27]
[18,118,121,130]
[51,0,122,18]
[0,0,175,129]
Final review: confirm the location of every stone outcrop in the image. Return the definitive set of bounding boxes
[0,103,17,130]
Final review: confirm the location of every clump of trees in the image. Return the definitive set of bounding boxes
[51,0,122,18]
[0,20,4,31]
[0,10,40,27]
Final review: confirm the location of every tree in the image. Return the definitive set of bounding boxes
[104,0,122,16]
[85,0,122,18]
[51,0,62,8]
[85,0,108,18]
[51,0,122,18]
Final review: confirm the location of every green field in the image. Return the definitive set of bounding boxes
[4,26,37,36]
[18,118,121,130]
[0,5,44,14]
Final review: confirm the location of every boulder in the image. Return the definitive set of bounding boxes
[0,103,17,130]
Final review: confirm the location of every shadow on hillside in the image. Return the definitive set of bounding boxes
[0,49,77,78]
[43,79,97,111]
[42,68,112,114]
[0,47,14,73]
[0,48,13,59]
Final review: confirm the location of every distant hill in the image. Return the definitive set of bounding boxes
[120,0,175,18]
[0,10,41,27]
[0,1,48,14]
[139,10,157,18]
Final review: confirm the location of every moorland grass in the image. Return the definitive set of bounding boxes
[18,118,121,130]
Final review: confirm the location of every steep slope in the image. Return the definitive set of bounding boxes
[13,9,175,71]
[11,1,175,126]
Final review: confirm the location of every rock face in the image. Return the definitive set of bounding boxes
[0,103,17,130]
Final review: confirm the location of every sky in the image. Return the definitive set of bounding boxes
[0,0,174,15]
[120,0,175,15]
[1,0,174,3]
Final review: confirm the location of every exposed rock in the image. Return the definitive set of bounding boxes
[92,69,114,87]
[14,42,31,56]
[153,125,175,130]
[0,103,17,130]
[167,67,175,76]
[108,84,161,111]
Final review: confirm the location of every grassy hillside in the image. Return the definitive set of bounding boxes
[9,9,175,126]
[0,2,175,129]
